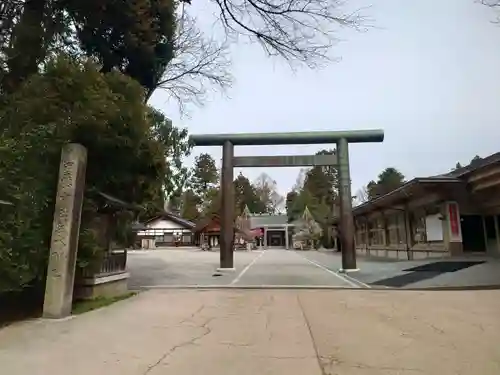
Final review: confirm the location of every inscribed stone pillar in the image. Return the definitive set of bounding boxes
[43,143,87,319]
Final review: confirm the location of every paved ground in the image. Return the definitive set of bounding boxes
[1,288,499,374]
[301,250,500,289]
[128,248,500,290]
[128,249,359,289]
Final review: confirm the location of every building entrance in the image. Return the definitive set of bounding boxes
[267,230,285,247]
[461,215,486,253]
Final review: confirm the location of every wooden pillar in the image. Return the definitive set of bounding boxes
[219,140,235,270]
[403,207,413,260]
[494,215,500,255]
[337,138,357,271]
[482,216,489,254]
[285,225,289,249]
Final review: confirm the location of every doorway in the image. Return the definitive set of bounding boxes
[460,215,486,253]
[267,230,285,247]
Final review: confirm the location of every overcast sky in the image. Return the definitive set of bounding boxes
[149,0,500,197]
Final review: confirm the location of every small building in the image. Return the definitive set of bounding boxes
[249,213,294,249]
[137,212,195,249]
[352,152,500,259]
[193,213,256,249]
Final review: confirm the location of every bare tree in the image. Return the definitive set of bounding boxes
[353,185,369,206]
[292,168,309,192]
[479,0,500,22]
[253,172,285,214]
[150,12,233,112]
[209,0,368,68]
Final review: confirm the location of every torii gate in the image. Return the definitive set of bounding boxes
[189,130,384,272]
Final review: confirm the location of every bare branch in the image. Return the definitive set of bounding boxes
[478,0,500,23]
[210,0,369,68]
[153,12,233,114]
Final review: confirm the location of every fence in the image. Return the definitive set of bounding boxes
[81,250,127,278]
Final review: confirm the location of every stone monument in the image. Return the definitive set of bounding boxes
[43,143,87,319]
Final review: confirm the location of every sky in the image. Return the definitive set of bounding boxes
[149,0,500,197]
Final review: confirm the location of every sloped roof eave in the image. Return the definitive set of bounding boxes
[352,177,463,216]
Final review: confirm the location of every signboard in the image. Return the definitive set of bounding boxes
[232,154,338,168]
[448,202,461,241]
[425,214,443,241]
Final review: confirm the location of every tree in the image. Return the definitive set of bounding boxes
[1,0,177,95]
[234,173,266,216]
[284,149,338,247]
[354,185,369,205]
[302,149,337,215]
[149,109,191,204]
[293,206,323,249]
[253,173,285,214]
[190,153,219,198]
[181,189,202,221]
[154,13,232,110]
[470,155,482,164]
[367,167,405,200]
[209,0,365,67]
[479,1,500,22]
[0,57,174,292]
[1,0,366,101]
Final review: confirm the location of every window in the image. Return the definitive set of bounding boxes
[369,217,384,245]
[411,210,427,243]
[396,213,407,244]
[387,214,400,245]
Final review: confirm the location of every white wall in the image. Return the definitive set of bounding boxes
[148,218,185,230]
[138,218,192,236]
[425,214,443,241]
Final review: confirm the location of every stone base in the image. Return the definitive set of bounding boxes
[338,268,360,273]
[216,267,236,273]
[74,272,129,300]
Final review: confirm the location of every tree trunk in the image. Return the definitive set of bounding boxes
[3,0,47,93]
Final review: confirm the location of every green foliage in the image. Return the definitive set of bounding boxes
[180,189,202,221]
[0,57,173,292]
[190,153,219,197]
[72,292,137,314]
[285,149,337,247]
[1,0,177,97]
[367,167,405,200]
[233,173,267,216]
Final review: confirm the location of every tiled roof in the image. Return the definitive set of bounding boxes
[249,214,288,227]
[351,151,500,216]
[145,211,196,229]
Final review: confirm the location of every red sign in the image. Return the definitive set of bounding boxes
[448,203,459,237]
[250,228,263,236]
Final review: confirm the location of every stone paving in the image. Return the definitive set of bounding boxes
[1,289,499,375]
[128,248,500,290]
[127,248,356,289]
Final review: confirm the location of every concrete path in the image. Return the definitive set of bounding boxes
[1,289,499,374]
